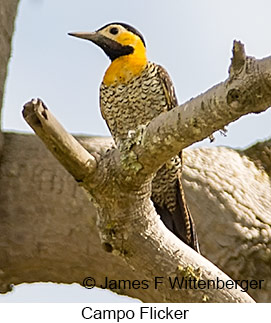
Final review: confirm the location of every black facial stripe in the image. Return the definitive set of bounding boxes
[99,37,134,61]
[97,22,146,47]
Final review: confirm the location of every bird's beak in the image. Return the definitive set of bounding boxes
[68,30,132,62]
[68,31,101,45]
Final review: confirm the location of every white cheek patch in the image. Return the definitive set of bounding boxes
[99,25,128,42]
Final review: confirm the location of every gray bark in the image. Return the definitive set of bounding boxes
[1,133,270,302]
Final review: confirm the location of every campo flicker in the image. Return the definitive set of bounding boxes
[69,22,200,252]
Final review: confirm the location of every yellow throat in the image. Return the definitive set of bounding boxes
[103,32,147,86]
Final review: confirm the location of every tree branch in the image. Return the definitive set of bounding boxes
[132,42,271,178]
[23,99,97,182]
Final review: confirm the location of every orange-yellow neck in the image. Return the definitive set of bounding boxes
[103,41,147,86]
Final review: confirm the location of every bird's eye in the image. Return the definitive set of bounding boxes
[109,27,119,35]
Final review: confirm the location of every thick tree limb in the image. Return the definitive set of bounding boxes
[183,146,271,302]
[1,133,270,302]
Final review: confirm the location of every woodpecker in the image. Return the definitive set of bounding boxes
[69,23,200,252]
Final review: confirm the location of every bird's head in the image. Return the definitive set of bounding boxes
[68,22,146,62]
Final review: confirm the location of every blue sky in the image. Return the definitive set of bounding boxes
[1,0,271,302]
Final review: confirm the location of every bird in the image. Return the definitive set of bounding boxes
[68,22,200,252]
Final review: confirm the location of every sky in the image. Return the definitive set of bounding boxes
[1,0,271,302]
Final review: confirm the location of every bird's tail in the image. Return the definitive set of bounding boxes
[153,180,200,253]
